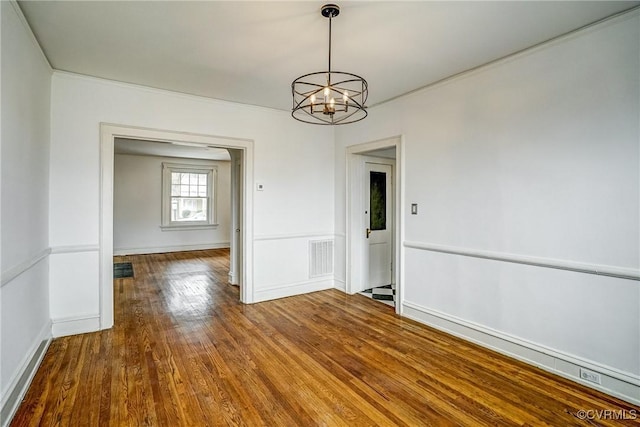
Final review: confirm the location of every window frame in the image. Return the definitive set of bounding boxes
[161,162,218,230]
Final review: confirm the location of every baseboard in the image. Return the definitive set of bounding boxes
[402,301,640,406]
[333,278,346,292]
[1,321,52,427]
[228,270,238,285]
[254,278,334,302]
[51,314,100,338]
[113,242,230,256]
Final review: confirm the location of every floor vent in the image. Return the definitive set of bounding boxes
[309,239,334,278]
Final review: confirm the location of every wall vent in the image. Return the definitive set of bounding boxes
[309,239,334,278]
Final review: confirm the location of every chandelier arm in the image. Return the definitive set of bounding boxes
[297,107,335,124]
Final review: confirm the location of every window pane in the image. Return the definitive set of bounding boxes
[171,197,207,222]
[370,171,386,231]
[180,173,190,185]
[198,174,207,185]
[198,186,206,197]
[180,185,189,196]
[171,185,180,196]
[171,173,180,185]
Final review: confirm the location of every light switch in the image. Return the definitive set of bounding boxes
[256,183,264,191]
[411,203,418,215]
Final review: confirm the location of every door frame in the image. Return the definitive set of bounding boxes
[99,123,255,330]
[346,136,404,314]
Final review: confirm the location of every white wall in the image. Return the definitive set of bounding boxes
[49,71,335,334]
[0,0,52,420]
[335,12,640,403]
[113,154,231,255]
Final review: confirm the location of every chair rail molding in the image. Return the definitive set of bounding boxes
[50,244,100,254]
[404,241,639,281]
[1,248,51,287]
[253,232,336,241]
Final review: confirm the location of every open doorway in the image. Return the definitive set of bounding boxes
[346,137,403,314]
[112,138,233,256]
[100,124,254,330]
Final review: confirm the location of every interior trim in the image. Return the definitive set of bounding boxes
[254,278,334,303]
[9,0,53,71]
[113,242,229,256]
[100,122,256,327]
[404,241,639,281]
[371,6,640,109]
[0,248,51,287]
[51,314,101,338]
[50,244,100,254]
[253,232,336,241]
[0,321,51,427]
[403,300,640,405]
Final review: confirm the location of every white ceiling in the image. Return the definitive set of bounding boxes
[114,138,231,161]
[19,1,640,111]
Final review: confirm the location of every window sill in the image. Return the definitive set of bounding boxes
[160,224,219,231]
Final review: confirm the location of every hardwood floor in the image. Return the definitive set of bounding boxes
[11,249,639,426]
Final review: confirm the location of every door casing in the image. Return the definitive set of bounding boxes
[100,123,254,330]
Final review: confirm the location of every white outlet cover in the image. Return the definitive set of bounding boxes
[579,368,602,385]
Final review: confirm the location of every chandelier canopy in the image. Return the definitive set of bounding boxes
[291,4,368,125]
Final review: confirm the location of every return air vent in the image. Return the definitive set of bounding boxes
[309,239,334,278]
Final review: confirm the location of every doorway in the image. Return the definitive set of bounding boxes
[346,137,403,314]
[361,160,395,306]
[100,124,254,330]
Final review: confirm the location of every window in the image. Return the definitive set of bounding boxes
[162,163,217,230]
[369,171,387,231]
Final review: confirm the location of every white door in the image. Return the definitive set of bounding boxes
[365,162,392,288]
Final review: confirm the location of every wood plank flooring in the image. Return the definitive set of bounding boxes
[11,249,640,426]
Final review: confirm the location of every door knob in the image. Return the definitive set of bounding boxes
[366,228,371,238]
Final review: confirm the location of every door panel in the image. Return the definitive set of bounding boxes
[366,163,392,288]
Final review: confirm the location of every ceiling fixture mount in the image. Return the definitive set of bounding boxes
[291,4,368,125]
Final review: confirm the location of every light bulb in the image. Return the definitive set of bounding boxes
[343,91,349,102]
[310,94,316,104]
[329,97,335,106]
[324,87,330,97]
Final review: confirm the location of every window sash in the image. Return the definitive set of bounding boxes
[162,163,217,228]
[170,196,209,222]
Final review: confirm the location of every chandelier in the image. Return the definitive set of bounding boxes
[291,4,368,125]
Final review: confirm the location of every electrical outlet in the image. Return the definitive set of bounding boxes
[580,368,602,385]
